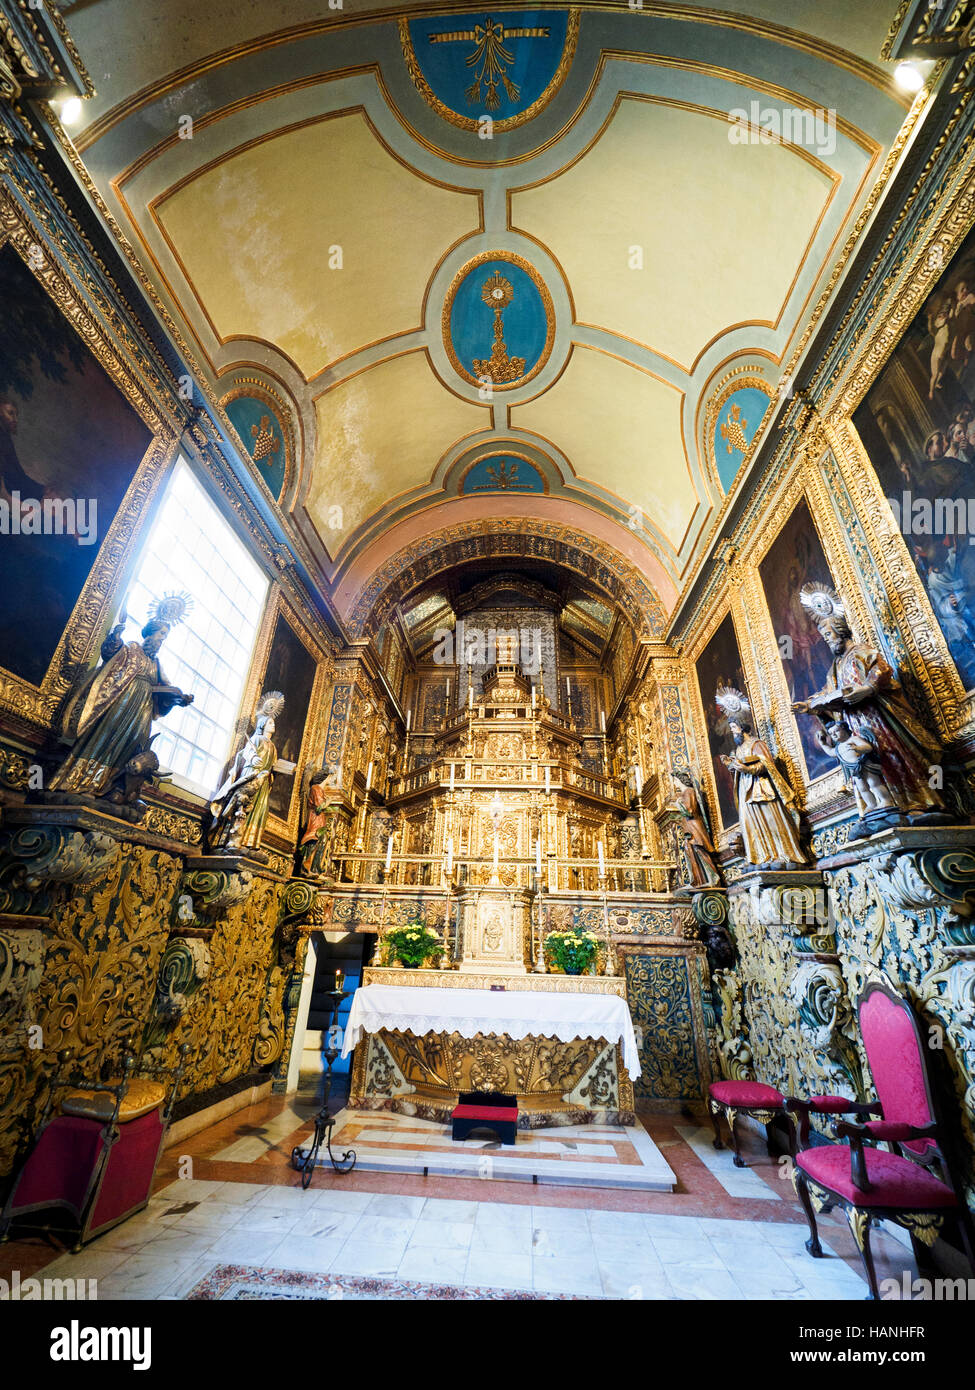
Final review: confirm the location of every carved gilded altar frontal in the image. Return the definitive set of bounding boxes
[350,1027,634,1121]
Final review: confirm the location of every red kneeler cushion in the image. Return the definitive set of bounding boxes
[7,1108,165,1236]
[452,1105,518,1122]
[8,1117,107,1217]
[797,1145,957,1208]
[709,1081,783,1107]
[89,1109,165,1232]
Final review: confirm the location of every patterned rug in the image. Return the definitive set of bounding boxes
[187,1264,598,1300]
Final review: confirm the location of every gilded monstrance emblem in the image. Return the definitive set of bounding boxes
[473,272,526,384]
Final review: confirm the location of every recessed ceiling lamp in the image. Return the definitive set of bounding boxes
[894,62,924,94]
[58,96,83,127]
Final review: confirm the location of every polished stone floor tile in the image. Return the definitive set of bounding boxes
[397,1244,469,1284]
[465,1250,533,1290]
[649,1235,725,1269]
[329,1240,404,1278]
[406,1219,474,1251]
[261,1235,346,1274]
[532,1254,603,1296]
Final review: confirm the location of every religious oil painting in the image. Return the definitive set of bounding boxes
[758,495,838,781]
[853,220,975,690]
[261,612,319,822]
[0,244,154,688]
[694,612,748,831]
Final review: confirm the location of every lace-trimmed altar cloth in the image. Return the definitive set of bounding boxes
[341,983,642,1078]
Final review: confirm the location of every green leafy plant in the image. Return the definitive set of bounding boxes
[544,928,599,975]
[382,922,442,968]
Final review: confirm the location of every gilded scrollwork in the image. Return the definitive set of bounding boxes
[0,836,182,1175]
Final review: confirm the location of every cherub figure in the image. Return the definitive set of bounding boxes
[813,718,898,831]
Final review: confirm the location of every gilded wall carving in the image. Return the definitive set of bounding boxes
[622,948,711,1108]
[0,821,182,1175]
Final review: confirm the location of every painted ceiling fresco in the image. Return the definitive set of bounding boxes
[64,0,915,623]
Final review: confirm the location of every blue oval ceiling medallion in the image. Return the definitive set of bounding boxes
[460,453,546,494]
[223,391,289,502]
[443,252,555,391]
[400,10,579,132]
[711,384,772,492]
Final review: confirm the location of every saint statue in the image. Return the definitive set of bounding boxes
[298,764,340,876]
[716,685,807,869]
[49,594,194,799]
[792,584,947,818]
[670,767,722,887]
[207,691,285,852]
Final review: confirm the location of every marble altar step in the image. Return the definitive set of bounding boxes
[317,1109,675,1191]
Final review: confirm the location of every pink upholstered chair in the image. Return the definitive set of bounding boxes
[788,977,974,1300]
[708,1079,793,1167]
[0,1045,189,1252]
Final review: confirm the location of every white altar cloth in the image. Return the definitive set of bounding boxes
[342,983,641,1079]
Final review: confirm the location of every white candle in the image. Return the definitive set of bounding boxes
[545,765,551,794]
[536,839,542,875]
[635,766,643,796]
[365,761,373,790]
[598,841,605,878]
[446,837,454,876]
[566,676,571,700]
[468,685,474,709]
[385,834,394,872]
[600,709,606,732]
[446,678,450,702]
[406,708,412,731]
[531,686,537,709]
[449,762,455,791]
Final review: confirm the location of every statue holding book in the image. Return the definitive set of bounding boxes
[49,594,194,800]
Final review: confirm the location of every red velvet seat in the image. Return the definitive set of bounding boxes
[796,1145,957,1209]
[789,979,974,1300]
[707,1080,790,1167]
[709,1081,783,1107]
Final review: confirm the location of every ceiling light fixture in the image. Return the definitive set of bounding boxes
[58,96,83,127]
[893,62,924,94]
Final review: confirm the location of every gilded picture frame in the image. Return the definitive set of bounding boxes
[237,586,330,844]
[0,194,180,732]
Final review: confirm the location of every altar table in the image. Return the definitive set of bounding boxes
[342,982,641,1079]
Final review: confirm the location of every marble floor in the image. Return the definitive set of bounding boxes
[0,1094,925,1301]
[326,1110,676,1189]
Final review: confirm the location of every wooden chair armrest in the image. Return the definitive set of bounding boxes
[785,1097,880,1147]
[829,1121,871,1191]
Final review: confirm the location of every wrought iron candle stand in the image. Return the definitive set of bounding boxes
[291,987,357,1187]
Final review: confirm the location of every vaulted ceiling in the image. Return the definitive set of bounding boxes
[56,0,917,635]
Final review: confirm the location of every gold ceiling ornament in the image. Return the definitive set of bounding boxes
[473,271,525,384]
[398,10,580,135]
[441,250,555,391]
[250,414,281,464]
[719,402,749,455]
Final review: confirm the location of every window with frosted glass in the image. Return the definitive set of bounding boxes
[120,461,268,794]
